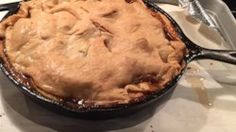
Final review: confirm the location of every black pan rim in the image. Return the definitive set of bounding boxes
[0,59,185,113]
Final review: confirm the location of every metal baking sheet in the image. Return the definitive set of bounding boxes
[0,0,236,132]
[198,0,236,49]
[154,0,236,49]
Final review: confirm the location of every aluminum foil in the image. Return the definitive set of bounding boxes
[154,0,227,44]
[178,0,221,33]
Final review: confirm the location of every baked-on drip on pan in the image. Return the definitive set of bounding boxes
[0,0,186,106]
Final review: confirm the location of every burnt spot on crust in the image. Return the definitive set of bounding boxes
[125,0,137,4]
[101,9,119,18]
[104,38,112,52]
[133,73,159,84]
[91,20,113,34]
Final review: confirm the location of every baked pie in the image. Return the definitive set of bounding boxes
[0,0,186,106]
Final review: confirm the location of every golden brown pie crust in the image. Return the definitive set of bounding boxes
[0,0,186,106]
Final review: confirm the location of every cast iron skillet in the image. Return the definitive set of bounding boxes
[0,0,236,119]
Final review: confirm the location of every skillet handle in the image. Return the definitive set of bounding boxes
[0,2,20,21]
[0,2,20,12]
[191,47,236,65]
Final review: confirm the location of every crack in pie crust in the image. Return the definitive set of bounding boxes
[0,0,186,106]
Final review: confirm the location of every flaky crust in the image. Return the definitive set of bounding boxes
[0,0,186,105]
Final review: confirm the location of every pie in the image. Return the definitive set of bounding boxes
[0,0,186,106]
